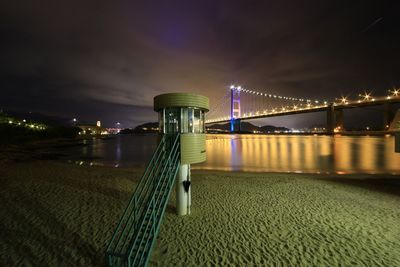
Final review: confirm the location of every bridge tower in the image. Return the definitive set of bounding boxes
[230,87,241,132]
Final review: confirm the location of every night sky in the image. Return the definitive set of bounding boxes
[1,1,399,128]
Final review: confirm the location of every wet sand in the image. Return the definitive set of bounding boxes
[0,161,399,266]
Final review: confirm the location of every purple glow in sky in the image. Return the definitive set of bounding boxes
[1,0,399,127]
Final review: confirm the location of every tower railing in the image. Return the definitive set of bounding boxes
[106,133,181,267]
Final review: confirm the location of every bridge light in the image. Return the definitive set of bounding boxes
[387,96,391,99]
[230,85,235,89]
[360,92,372,101]
[392,88,399,96]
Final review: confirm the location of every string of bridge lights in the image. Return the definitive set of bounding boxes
[229,85,326,104]
[205,87,400,123]
[336,88,400,104]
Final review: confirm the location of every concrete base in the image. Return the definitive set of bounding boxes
[176,164,191,215]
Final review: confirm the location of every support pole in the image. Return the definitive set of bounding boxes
[176,164,191,215]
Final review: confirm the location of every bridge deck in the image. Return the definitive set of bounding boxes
[206,96,400,124]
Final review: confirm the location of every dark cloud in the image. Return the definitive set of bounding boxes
[1,0,399,127]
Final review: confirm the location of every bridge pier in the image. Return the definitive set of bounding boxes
[327,104,344,134]
[327,104,335,134]
[230,119,241,133]
[383,102,395,130]
[335,109,344,130]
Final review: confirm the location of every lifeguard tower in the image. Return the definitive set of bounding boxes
[106,93,209,267]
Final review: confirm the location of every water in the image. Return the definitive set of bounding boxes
[200,134,400,174]
[63,134,400,174]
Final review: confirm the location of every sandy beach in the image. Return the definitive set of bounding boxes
[1,160,400,266]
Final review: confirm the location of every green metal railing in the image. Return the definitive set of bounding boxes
[106,134,181,267]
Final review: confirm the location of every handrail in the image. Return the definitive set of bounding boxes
[115,142,167,254]
[106,133,181,267]
[127,133,180,261]
[138,145,180,265]
[107,136,166,255]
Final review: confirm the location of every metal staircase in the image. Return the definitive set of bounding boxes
[106,134,181,267]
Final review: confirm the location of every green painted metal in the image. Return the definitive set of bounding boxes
[106,134,181,267]
[154,93,209,112]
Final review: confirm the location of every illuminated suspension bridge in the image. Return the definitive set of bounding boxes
[206,86,400,133]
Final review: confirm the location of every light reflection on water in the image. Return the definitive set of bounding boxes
[65,134,400,174]
[196,134,400,174]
